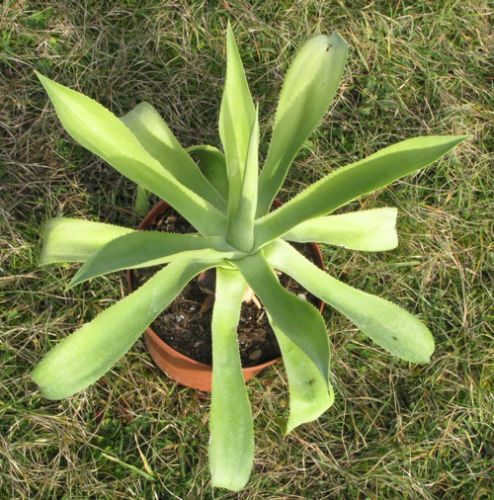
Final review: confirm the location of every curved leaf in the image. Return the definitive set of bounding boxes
[32,253,222,399]
[268,321,334,434]
[121,102,225,212]
[69,232,236,288]
[235,252,330,384]
[284,207,398,251]
[255,135,469,247]
[40,218,133,265]
[265,240,434,363]
[187,145,228,201]
[36,73,226,236]
[209,268,253,491]
[257,32,348,216]
[219,22,256,220]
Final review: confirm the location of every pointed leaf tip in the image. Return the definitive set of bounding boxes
[256,29,348,216]
[36,73,226,236]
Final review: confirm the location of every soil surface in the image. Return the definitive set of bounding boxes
[131,208,322,367]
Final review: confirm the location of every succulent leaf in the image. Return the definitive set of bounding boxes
[33,254,224,399]
[209,269,253,491]
[36,72,226,236]
[219,22,256,221]
[121,102,226,212]
[265,240,435,363]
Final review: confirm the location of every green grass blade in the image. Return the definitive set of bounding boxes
[186,145,228,201]
[32,254,222,399]
[284,207,398,251]
[235,252,330,385]
[36,73,226,236]
[100,451,155,481]
[268,321,334,434]
[265,240,435,363]
[121,102,226,212]
[219,22,256,221]
[68,232,235,288]
[226,105,259,252]
[255,135,469,247]
[257,32,348,216]
[209,268,253,491]
[40,218,134,265]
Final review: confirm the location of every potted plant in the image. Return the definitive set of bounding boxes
[33,23,468,491]
[126,198,326,393]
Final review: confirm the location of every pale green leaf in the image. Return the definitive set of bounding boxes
[265,240,434,363]
[209,268,253,491]
[226,105,259,252]
[121,102,225,212]
[269,321,334,434]
[69,231,235,288]
[32,254,223,399]
[255,135,469,247]
[219,22,256,220]
[284,207,398,251]
[134,184,150,216]
[36,73,226,236]
[40,218,133,265]
[235,252,330,384]
[187,145,228,201]
[257,32,348,216]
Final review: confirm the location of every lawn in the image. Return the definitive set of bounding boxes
[1,1,492,498]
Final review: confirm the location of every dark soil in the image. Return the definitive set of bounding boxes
[131,207,322,367]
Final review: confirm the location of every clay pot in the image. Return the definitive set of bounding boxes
[127,201,325,392]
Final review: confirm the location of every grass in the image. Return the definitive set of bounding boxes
[1,0,492,498]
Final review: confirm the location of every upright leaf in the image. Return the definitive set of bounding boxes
[219,22,256,220]
[257,32,348,216]
[36,73,226,236]
[32,254,223,399]
[226,105,259,252]
[265,240,435,363]
[209,269,253,491]
[235,252,330,384]
[187,145,228,201]
[255,135,469,247]
[121,103,226,212]
[40,218,133,265]
[134,185,150,216]
[284,207,398,251]
[269,321,334,434]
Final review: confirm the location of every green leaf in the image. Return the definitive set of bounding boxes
[284,207,398,251]
[255,135,469,247]
[40,218,133,265]
[265,240,434,363]
[257,32,348,216]
[219,22,256,220]
[32,253,223,399]
[226,105,259,252]
[36,73,226,236]
[209,268,253,491]
[186,145,228,201]
[121,102,226,212]
[69,231,235,288]
[235,252,330,384]
[268,321,334,434]
[134,184,150,216]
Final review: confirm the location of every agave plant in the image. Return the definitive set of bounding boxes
[33,24,467,490]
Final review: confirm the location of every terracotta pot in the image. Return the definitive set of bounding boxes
[127,200,325,392]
